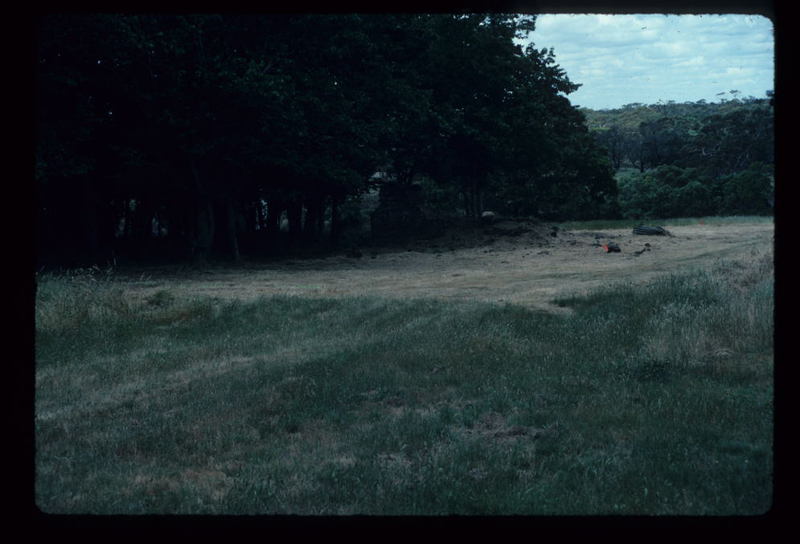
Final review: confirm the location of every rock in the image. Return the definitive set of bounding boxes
[480,210,499,225]
[633,225,672,236]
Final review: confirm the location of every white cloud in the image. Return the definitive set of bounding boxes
[675,56,706,68]
[527,13,774,109]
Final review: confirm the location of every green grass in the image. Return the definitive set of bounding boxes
[34,252,773,515]
[557,215,773,231]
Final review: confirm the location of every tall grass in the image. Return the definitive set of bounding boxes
[557,215,773,231]
[35,251,773,515]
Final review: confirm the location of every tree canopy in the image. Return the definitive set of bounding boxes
[582,98,774,219]
[35,13,618,266]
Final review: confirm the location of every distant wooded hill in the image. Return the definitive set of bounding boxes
[579,97,774,219]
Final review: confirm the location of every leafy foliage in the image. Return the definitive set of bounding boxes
[616,162,772,220]
[36,13,616,265]
[583,98,773,219]
[38,14,771,263]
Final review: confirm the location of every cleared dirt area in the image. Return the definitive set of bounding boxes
[121,220,774,313]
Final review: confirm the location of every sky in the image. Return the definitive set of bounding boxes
[521,13,774,110]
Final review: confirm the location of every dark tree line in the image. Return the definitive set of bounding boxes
[35,13,616,266]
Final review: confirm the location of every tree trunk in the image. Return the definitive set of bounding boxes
[304,196,324,242]
[131,198,153,245]
[255,200,266,232]
[97,195,117,266]
[287,200,303,241]
[194,197,215,263]
[467,177,480,222]
[169,201,193,260]
[266,198,284,237]
[79,175,99,264]
[190,159,215,263]
[225,196,241,262]
[402,165,416,186]
[330,194,343,245]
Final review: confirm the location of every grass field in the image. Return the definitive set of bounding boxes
[34,224,774,515]
[556,215,774,232]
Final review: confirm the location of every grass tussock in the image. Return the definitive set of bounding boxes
[35,266,131,334]
[35,250,773,515]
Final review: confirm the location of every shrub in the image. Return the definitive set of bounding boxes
[35,267,130,334]
[675,181,716,217]
[617,165,721,219]
[717,162,774,216]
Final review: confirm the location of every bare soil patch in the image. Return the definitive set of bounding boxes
[120,221,774,314]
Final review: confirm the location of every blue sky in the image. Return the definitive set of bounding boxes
[520,14,774,110]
